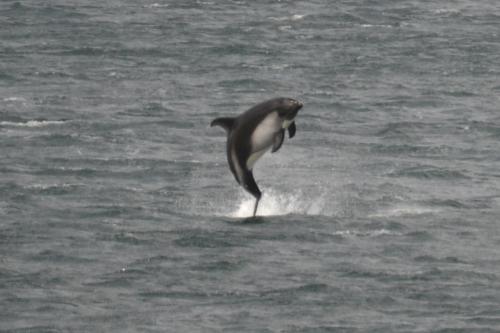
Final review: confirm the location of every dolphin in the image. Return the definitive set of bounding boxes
[210,97,303,217]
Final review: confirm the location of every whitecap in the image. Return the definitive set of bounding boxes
[332,228,401,238]
[361,24,392,28]
[433,8,460,15]
[270,14,306,22]
[369,229,399,237]
[0,120,66,127]
[332,230,353,237]
[269,64,290,70]
[144,3,168,8]
[291,14,305,21]
[197,0,215,5]
[3,97,26,102]
[27,183,83,190]
[369,205,440,218]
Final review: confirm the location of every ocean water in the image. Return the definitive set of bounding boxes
[1,0,500,332]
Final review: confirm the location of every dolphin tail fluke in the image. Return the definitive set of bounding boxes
[210,117,236,133]
[253,196,260,217]
[243,170,262,217]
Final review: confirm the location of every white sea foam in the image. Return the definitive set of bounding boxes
[332,228,400,238]
[434,8,460,15]
[0,120,66,127]
[361,24,393,28]
[3,97,27,102]
[270,14,306,22]
[144,3,169,8]
[291,14,305,20]
[27,183,83,191]
[369,205,439,218]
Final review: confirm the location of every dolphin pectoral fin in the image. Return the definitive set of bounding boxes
[288,121,296,138]
[271,129,285,153]
[210,117,236,133]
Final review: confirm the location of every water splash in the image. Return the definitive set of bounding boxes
[227,188,328,218]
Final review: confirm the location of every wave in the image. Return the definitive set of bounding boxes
[332,228,402,238]
[3,97,27,102]
[269,14,306,22]
[144,3,169,8]
[388,165,469,180]
[360,24,393,28]
[0,120,66,128]
[369,205,440,218]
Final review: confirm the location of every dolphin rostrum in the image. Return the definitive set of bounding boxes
[211,97,303,217]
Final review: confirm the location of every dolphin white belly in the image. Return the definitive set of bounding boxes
[250,111,281,153]
[247,111,283,169]
[247,147,270,170]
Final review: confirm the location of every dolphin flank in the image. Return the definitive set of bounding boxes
[211,97,303,217]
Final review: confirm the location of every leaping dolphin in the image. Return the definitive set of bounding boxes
[211,97,303,217]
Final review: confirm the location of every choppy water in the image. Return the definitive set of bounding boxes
[1,0,500,332]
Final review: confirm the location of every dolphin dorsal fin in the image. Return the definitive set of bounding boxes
[210,117,236,133]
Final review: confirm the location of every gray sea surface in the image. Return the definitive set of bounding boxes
[1,0,500,332]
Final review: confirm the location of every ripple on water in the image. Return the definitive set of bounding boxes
[388,165,469,180]
[173,229,248,248]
